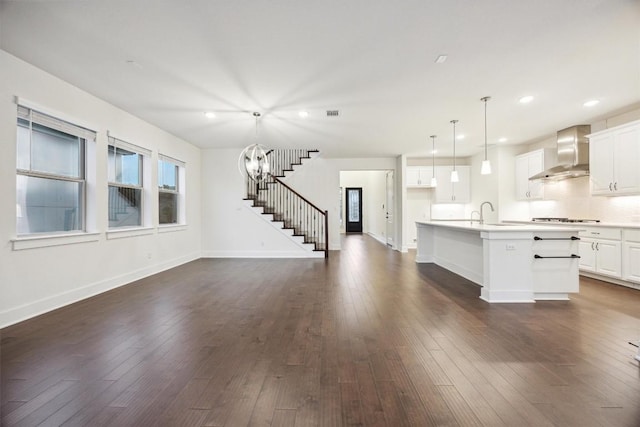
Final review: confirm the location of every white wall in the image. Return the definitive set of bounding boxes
[199,152,396,253]
[200,148,321,257]
[0,51,202,327]
[286,157,396,250]
[339,171,388,244]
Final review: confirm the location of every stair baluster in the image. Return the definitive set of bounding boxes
[244,149,328,258]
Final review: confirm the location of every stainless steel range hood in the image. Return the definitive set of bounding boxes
[529,125,591,181]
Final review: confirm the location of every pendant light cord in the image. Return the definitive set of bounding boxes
[481,97,490,161]
[253,112,260,139]
[450,120,458,170]
[430,135,436,177]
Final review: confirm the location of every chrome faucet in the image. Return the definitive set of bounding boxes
[470,210,481,223]
[479,201,494,224]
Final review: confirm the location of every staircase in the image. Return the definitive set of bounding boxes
[244,149,328,258]
[108,186,141,227]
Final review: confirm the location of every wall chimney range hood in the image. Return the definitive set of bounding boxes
[529,125,591,181]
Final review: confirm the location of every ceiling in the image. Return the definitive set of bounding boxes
[1,0,639,159]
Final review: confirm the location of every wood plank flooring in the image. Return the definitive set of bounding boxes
[1,234,640,426]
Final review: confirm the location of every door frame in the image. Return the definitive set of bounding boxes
[345,187,363,233]
[385,171,394,247]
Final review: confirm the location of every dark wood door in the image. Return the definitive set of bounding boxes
[345,187,363,233]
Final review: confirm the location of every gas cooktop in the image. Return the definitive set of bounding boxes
[532,217,600,223]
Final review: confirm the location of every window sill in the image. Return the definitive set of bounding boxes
[158,224,187,233]
[106,227,155,240]
[12,231,101,251]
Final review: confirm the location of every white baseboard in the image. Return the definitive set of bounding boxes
[202,250,324,259]
[0,252,200,329]
[367,232,387,246]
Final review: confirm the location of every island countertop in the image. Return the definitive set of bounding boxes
[418,220,582,233]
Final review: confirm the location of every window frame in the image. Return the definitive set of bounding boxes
[107,135,150,230]
[15,105,94,237]
[158,155,185,227]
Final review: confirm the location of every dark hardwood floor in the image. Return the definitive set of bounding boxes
[2,234,640,426]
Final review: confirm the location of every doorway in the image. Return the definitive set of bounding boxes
[345,187,363,233]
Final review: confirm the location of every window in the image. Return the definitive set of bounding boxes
[158,156,184,225]
[108,136,150,228]
[16,106,95,235]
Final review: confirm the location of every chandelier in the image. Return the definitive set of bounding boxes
[239,112,270,182]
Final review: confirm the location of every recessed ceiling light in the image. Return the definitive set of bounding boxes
[435,55,448,64]
[204,111,216,119]
[519,95,534,104]
[498,137,508,143]
[298,111,309,118]
[583,99,600,107]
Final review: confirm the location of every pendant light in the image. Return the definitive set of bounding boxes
[238,112,270,182]
[430,135,437,187]
[480,96,492,175]
[450,120,459,182]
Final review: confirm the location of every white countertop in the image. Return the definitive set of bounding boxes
[504,220,640,229]
[416,220,581,232]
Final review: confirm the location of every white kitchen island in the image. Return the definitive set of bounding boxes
[416,221,582,303]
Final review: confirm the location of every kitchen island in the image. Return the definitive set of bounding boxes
[416,221,582,303]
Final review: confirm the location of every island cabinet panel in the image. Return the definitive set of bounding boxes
[589,120,640,196]
[416,221,580,303]
[531,234,580,296]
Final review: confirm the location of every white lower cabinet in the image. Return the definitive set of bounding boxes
[578,228,622,278]
[623,229,640,283]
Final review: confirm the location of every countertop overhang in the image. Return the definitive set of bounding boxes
[416,220,582,233]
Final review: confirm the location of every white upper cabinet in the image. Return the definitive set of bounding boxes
[406,166,434,188]
[515,149,554,200]
[589,120,640,196]
[434,165,470,203]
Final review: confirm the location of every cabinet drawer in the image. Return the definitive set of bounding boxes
[578,227,621,240]
[624,228,640,243]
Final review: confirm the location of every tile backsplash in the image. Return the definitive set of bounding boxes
[529,176,640,223]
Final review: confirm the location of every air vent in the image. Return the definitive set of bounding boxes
[326,110,339,117]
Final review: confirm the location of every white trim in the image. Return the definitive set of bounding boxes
[158,224,187,233]
[14,96,100,135]
[244,202,317,252]
[106,227,155,240]
[579,272,640,291]
[367,232,388,246]
[202,250,324,259]
[12,232,101,251]
[158,153,186,168]
[0,252,200,328]
[107,132,152,157]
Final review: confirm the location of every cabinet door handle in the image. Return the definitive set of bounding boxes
[591,242,594,250]
[596,242,599,250]
[614,182,618,191]
[609,182,613,191]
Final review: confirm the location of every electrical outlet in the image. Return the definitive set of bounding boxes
[505,244,516,251]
